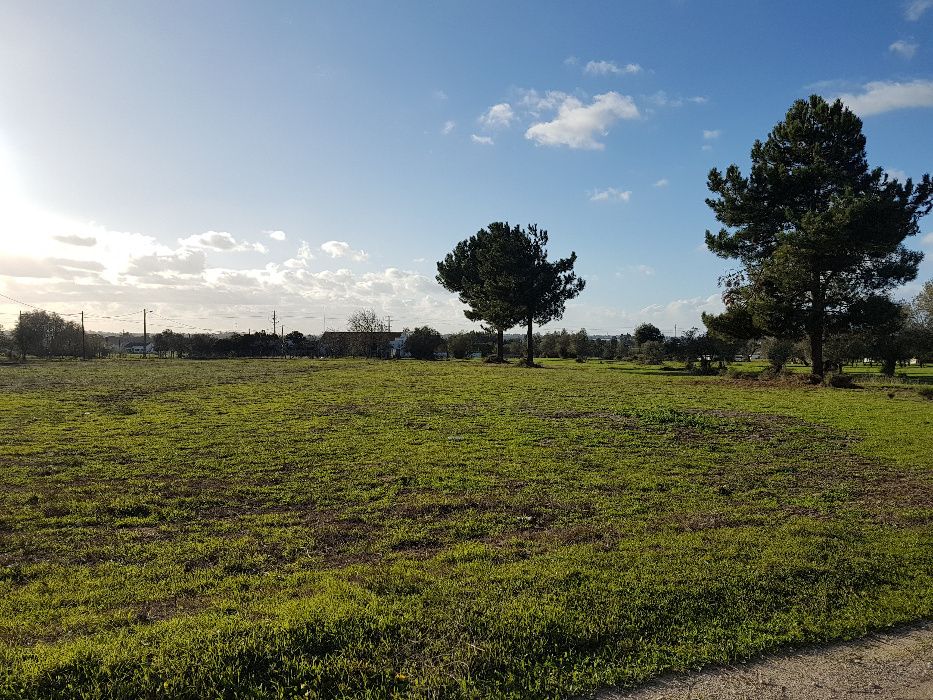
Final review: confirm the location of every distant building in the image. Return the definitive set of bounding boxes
[125,343,154,354]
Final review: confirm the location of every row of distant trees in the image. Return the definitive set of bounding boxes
[5,292,931,369]
[1,310,106,359]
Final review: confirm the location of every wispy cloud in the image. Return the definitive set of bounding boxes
[525,92,639,150]
[441,120,456,135]
[836,79,933,115]
[264,230,286,241]
[178,231,267,253]
[479,103,515,129]
[471,134,494,145]
[54,234,97,247]
[321,240,368,261]
[885,168,909,181]
[589,187,632,202]
[889,39,919,59]
[922,232,933,246]
[433,89,448,101]
[703,129,721,140]
[653,178,669,188]
[905,0,933,20]
[647,91,708,108]
[583,60,642,76]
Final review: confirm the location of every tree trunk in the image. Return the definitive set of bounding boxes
[882,357,896,376]
[809,271,825,378]
[496,328,504,362]
[526,319,534,366]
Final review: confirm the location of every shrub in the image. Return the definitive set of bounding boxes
[916,385,933,400]
[824,372,856,389]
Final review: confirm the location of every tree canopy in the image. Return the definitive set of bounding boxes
[634,323,664,346]
[505,224,585,366]
[703,95,933,376]
[437,222,584,366]
[436,223,524,361]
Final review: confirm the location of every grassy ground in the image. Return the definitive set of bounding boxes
[0,358,931,699]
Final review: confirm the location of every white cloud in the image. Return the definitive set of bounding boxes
[619,264,655,277]
[525,92,639,150]
[889,40,919,59]
[283,240,314,269]
[703,129,721,140]
[647,92,708,108]
[128,250,207,277]
[923,232,933,246]
[638,293,724,325]
[583,60,642,76]
[479,103,515,129]
[320,240,368,261]
[885,168,909,181]
[516,89,571,117]
[563,56,579,66]
[178,231,267,253]
[836,79,933,115]
[471,134,494,145]
[441,120,456,135]
[906,0,933,20]
[433,89,448,101]
[653,178,669,188]
[589,187,632,202]
[264,229,286,241]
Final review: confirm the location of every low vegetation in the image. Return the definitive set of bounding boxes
[1,359,932,698]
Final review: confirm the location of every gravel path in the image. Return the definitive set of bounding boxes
[599,621,933,700]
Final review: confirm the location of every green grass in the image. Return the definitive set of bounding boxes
[1,358,931,699]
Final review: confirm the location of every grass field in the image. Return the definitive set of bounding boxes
[1,359,932,699]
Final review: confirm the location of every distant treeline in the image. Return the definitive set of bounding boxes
[3,309,931,373]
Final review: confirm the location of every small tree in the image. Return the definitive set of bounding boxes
[571,328,590,360]
[761,337,795,373]
[634,323,664,346]
[346,308,387,357]
[704,95,932,378]
[446,333,471,359]
[404,326,443,360]
[638,340,665,365]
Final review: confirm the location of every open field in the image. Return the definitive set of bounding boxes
[1,359,932,699]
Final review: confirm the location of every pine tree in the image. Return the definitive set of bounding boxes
[704,95,932,377]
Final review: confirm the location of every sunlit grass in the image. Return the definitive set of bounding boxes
[0,358,931,698]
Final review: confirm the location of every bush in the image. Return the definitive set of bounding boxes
[638,340,665,365]
[824,372,856,389]
[404,326,443,360]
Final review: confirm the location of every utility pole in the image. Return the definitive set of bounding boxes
[385,315,392,332]
[19,310,24,362]
[143,308,147,359]
[322,307,326,334]
[81,310,86,360]
[272,310,277,337]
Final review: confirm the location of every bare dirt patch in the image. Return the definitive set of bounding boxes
[600,621,933,700]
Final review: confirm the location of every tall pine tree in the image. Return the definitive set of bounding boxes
[704,95,932,377]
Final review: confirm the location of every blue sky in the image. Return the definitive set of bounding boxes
[1,1,932,335]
